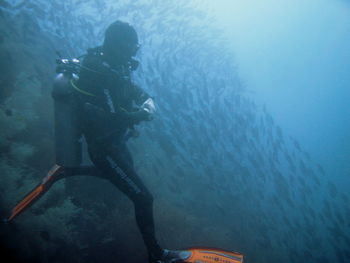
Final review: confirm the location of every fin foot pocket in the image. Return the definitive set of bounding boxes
[154,248,243,263]
[185,247,243,263]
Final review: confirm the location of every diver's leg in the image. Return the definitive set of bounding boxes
[88,144,163,261]
[64,165,100,178]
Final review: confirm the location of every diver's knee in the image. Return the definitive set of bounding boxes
[136,191,153,206]
[145,191,154,203]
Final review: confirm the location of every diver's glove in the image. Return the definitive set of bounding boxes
[120,97,155,125]
[141,98,156,114]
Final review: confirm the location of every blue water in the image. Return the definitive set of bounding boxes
[203,0,350,194]
[0,0,349,262]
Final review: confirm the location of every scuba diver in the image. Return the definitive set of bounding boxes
[5,20,190,263]
[6,20,244,263]
[71,21,182,263]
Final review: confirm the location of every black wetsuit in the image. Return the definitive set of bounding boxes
[75,47,162,261]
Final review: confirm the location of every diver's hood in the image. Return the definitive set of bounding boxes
[103,20,139,63]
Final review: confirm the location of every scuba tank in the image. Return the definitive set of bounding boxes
[52,57,82,167]
[4,57,86,223]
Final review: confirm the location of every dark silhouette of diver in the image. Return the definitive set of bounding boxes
[5,21,190,263]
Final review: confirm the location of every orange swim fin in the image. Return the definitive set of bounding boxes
[6,164,64,222]
[184,247,243,263]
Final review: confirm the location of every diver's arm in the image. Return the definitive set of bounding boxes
[84,102,150,125]
[132,83,151,105]
[131,84,155,120]
[123,108,151,123]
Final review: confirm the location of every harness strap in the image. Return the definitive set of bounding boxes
[70,79,96,97]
